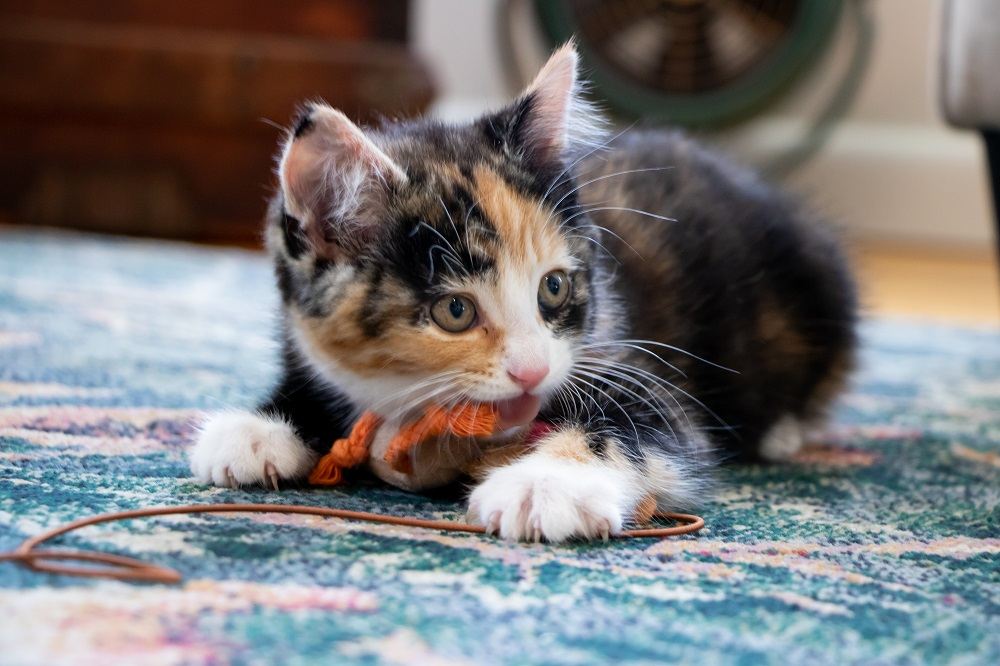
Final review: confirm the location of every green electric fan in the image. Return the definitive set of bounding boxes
[502,0,873,175]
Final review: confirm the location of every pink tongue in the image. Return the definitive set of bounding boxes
[495,394,542,430]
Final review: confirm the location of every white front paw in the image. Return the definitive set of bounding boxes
[189,411,316,488]
[467,456,632,543]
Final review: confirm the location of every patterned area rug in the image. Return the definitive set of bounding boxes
[1,229,997,665]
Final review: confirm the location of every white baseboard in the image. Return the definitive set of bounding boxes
[717,118,995,248]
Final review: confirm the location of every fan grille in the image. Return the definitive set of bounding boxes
[572,0,800,94]
[534,0,841,126]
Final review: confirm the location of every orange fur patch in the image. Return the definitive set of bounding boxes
[756,297,809,361]
[472,166,564,266]
[535,427,593,463]
[634,495,658,524]
[292,281,503,379]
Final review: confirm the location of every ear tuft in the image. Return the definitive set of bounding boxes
[526,43,580,141]
[516,42,606,163]
[278,103,407,252]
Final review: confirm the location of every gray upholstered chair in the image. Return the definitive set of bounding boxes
[939,0,1000,255]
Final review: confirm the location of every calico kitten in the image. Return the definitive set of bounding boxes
[189,45,856,542]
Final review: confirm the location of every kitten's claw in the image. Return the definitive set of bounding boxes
[485,511,501,536]
[190,412,316,489]
[468,455,628,542]
[264,462,280,491]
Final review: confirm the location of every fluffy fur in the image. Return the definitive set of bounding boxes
[190,44,857,541]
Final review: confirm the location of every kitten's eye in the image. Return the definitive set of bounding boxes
[430,294,477,333]
[538,270,571,311]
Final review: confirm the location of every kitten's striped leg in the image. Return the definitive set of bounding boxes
[467,424,703,542]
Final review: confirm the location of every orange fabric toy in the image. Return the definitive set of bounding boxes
[308,403,500,486]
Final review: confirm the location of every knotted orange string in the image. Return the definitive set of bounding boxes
[384,403,498,474]
[309,403,500,485]
[308,411,383,486]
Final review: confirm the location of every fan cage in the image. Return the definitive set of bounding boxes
[534,0,843,127]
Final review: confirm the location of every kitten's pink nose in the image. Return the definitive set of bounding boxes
[507,363,549,392]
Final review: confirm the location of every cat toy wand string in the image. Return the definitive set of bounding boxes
[0,503,704,584]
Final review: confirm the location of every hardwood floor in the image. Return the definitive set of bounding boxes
[852,242,999,325]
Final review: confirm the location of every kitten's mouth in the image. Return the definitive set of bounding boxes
[494,393,542,430]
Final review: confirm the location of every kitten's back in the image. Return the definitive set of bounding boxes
[579,130,857,458]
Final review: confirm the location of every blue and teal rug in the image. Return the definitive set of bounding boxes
[1,229,997,665]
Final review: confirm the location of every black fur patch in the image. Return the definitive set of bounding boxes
[545,270,588,337]
[390,208,497,294]
[281,211,308,260]
[259,338,354,453]
[292,111,315,139]
[273,256,296,305]
[358,266,386,338]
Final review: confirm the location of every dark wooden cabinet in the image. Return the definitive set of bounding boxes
[0,1,434,244]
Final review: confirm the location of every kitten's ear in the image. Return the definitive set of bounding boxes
[488,43,604,165]
[278,103,406,252]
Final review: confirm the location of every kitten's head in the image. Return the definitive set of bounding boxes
[268,44,615,426]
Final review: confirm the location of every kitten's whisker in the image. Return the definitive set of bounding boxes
[576,355,728,435]
[577,342,688,379]
[576,357,688,411]
[582,339,738,374]
[417,220,464,273]
[657,377,734,435]
[575,359,680,411]
[580,352,740,440]
[570,366,676,437]
[459,197,480,266]
[572,369,668,424]
[565,235,624,263]
[550,382,580,421]
[542,196,612,228]
[433,246,466,274]
[541,122,636,203]
[549,166,675,222]
[568,372,641,442]
[574,361,686,438]
[406,387,468,471]
[572,222,643,259]
[366,371,465,416]
[560,206,676,231]
[427,244,465,279]
[463,199,479,227]
[565,379,606,424]
[566,381,591,421]
[569,225,642,259]
[554,386,577,421]
[436,195,474,270]
[380,384,466,441]
[410,388,462,456]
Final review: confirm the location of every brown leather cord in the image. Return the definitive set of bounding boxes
[0,503,704,584]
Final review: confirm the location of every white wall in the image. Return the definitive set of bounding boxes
[413,0,995,249]
[412,0,510,118]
